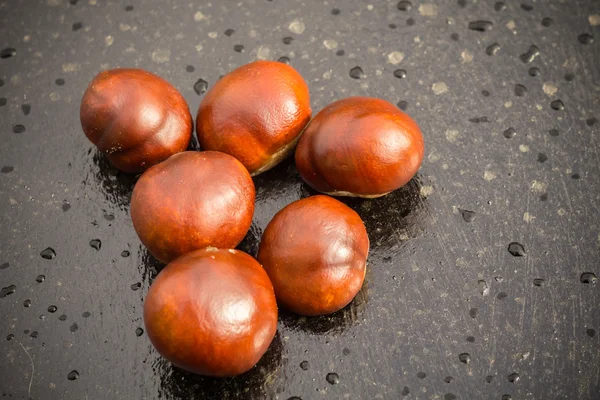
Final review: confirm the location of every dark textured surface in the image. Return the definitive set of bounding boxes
[1,1,599,399]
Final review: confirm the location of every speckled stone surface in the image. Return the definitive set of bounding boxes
[1,1,599,399]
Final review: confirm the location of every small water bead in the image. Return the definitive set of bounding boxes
[417,372,427,379]
[533,278,545,287]
[548,128,559,137]
[397,101,408,110]
[466,336,475,343]
[343,347,351,355]
[185,65,195,73]
[521,3,533,11]
[282,37,294,45]
[393,69,407,79]
[550,100,564,110]
[469,116,489,123]
[336,49,345,56]
[459,209,476,222]
[578,34,594,45]
[82,311,91,318]
[444,376,454,383]
[539,193,548,201]
[331,8,341,15]
[494,2,506,11]
[564,72,575,82]
[40,247,56,260]
[451,33,459,41]
[62,202,71,212]
[277,56,290,64]
[468,21,493,32]
[48,305,58,313]
[69,0,78,4]
[528,67,540,77]
[300,361,309,370]
[541,17,553,27]
[121,250,130,257]
[0,285,16,298]
[1,166,13,173]
[503,127,516,138]
[67,370,80,380]
[580,273,597,284]
[36,275,46,283]
[30,331,39,338]
[72,22,83,31]
[406,18,415,26]
[508,373,520,383]
[13,124,26,134]
[89,239,101,250]
[21,104,31,115]
[224,28,235,36]
[125,5,134,11]
[586,117,597,126]
[55,78,65,86]
[59,314,67,321]
[0,48,16,59]
[508,242,526,256]
[326,372,339,385]
[457,0,466,7]
[520,45,540,64]
[586,329,596,338]
[135,327,144,337]
[389,23,397,29]
[571,173,580,180]
[469,308,478,318]
[0,98,6,106]
[537,153,547,163]
[288,397,302,400]
[486,375,494,383]
[70,323,79,332]
[482,90,490,97]
[131,282,141,291]
[6,333,14,341]
[514,84,527,97]
[349,66,365,79]
[458,353,471,364]
[0,263,8,270]
[502,395,512,400]
[401,386,410,396]
[445,394,457,400]
[486,43,500,56]
[23,299,32,307]
[497,292,508,300]
[193,79,208,95]
[397,1,412,11]
[234,45,244,52]
[0,79,4,87]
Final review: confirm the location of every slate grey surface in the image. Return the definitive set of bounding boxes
[1,0,599,399]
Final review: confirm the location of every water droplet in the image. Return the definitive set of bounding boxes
[48,305,57,313]
[0,285,16,298]
[389,23,397,29]
[40,247,56,260]
[541,17,553,27]
[224,28,235,36]
[494,2,506,11]
[578,33,594,45]
[135,327,144,337]
[468,21,493,32]
[417,372,427,379]
[401,386,410,396]
[89,239,101,251]
[444,376,454,383]
[82,311,91,318]
[234,44,244,52]
[586,329,595,338]
[486,43,500,56]
[457,0,466,7]
[486,375,494,383]
[193,79,208,95]
[69,0,78,4]
[349,66,365,79]
[130,282,141,291]
[469,308,478,318]
[458,209,475,222]
[521,3,533,11]
[550,100,564,110]
[0,79,4,87]
[0,166,12,173]
[497,292,508,300]
[539,193,548,201]
[30,331,38,338]
[125,5,134,11]
[580,273,597,284]
[0,98,6,106]
[282,36,294,45]
[528,67,540,76]
[1,48,16,59]
[59,314,67,321]
[514,84,527,97]
[288,397,302,400]
[537,153,547,163]
[331,8,341,15]
[72,22,83,31]
[451,33,459,41]
[520,45,540,63]
[62,201,71,211]
[397,101,408,111]
[0,263,8,270]
[397,1,412,11]
[406,18,415,26]
[586,117,597,126]
[300,361,309,370]
[482,90,490,97]
[326,372,339,385]
[67,370,79,380]
[466,336,475,343]
[571,173,580,180]
[533,278,545,287]
[564,72,575,82]
[23,299,31,307]
[458,353,471,364]
[185,65,195,73]
[121,250,130,258]
[478,280,490,296]
[508,372,520,383]
[503,127,516,138]
[502,395,512,400]
[508,242,526,257]
[445,394,457,400]
[469,116,489,123]
[70,323,79,332]
[548,128,559,137]
[7,333,14,341]
[55,78,65,86]
[393,69,407,79]
[36,275,46,283]
[21,104,31,115]
[278,56,290,64]
[13,124,26,134]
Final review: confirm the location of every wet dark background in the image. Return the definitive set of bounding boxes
[1,0,599,399]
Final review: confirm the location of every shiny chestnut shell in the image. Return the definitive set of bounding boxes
[80,68,192,173]
[144,248,278,377]
[295,97,424,198]
[130,151,255,263]
[196,60,311,176]
[257,195,369,316]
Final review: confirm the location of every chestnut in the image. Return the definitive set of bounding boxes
[80,68,192,173]
[257,195,369,316]
[130,151,254,263]
[295,97,424,198]
[196,60,311,176]
[144,248,278,377]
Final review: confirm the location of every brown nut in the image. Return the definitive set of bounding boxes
[80,68,192,173]
[196,60,311,176]
[144,248,278,377]
[130,151,255,263]
[295,97,424,198]
[257,195,369,316]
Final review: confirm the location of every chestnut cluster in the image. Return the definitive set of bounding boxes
[80,61,423,377]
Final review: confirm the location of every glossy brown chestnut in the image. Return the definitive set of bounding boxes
[144,248,278,377]
[257,195,369,316]
[80,68,192,173]
[130,151,255,263]
[196,60,311,176]
[295,97,424,198]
